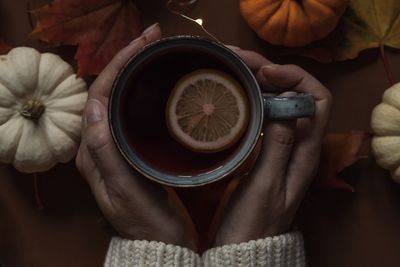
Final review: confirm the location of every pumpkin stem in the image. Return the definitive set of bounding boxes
[20,97,46,120]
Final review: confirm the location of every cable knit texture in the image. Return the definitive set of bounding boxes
[202,231,306,267]
[105,237,201,267]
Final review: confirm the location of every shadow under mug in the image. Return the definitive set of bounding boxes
[109,36,315,187]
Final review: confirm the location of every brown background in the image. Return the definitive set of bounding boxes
[1,0,400,266]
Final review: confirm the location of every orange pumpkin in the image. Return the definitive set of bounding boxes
[240,0,348,47]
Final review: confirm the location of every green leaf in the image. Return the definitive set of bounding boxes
[288,0,400,63]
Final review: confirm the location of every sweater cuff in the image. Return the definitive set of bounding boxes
[202,231,306,267]
[104,237,201,266]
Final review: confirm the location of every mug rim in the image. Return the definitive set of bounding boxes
[109,36,264,187]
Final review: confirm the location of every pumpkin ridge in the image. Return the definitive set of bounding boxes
[0,75,24,100]
[305,0,337,40]
[301,2,320,41]
[0,117,24,164]
[260,0,285,27]
[40,116,77,162]
[372,136,400,170]
[7,48,41,98]
[36,53,74,97]
[0,107,16,125]
[46,75,87,101]
[383,87,400,109]
[265,0,290,44]
[371,103,400,136]
[248,1,283,30]
[46,106,83,116]
[0,83,18,108]
[283,0,293,45]
[14,120,55,173]
[45,92,87,114]
[46,112,81,142]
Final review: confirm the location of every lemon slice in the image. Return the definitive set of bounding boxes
[166,69,249,153]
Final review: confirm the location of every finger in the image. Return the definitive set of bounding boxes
[212,92,297,243]
[263,64,332,139]
[75,137,99,185]
[249,91,298,192]
[225,46,278,93]
[262,64,331,101]
[83,99,133,183]
[224,91,297,207]
[89,23,162,100]
[262,65,332,204]
[226,45,272,72]
[82,98,167,204]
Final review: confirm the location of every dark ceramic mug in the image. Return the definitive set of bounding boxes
[109,36,314,187]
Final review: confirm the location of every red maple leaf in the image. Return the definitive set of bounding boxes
[314,131,372,192]
[0,40,11,54]
[30,0,143,76]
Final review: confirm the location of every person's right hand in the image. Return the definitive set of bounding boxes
[75,24,198,251]
[212,47,332,246]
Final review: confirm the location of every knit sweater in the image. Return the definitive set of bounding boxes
[104,231,306,266]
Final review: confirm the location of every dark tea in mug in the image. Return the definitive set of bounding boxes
[119,46,249,176]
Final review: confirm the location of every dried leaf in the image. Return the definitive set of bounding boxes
[0,40,11,55]
[287,0,400,63]
[30,0,143,76]
[315,131,372,191]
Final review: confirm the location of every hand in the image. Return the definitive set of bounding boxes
[75,24,197,250]
[212,47,332,246]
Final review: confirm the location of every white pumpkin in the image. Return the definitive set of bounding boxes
[0,47,88,173]
[371,82,400,183]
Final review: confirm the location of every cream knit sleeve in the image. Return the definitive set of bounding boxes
[104,237,202,266]
[202,231,306,267]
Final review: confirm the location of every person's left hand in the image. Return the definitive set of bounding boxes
[210,46,332,246]
[75,23,198,251]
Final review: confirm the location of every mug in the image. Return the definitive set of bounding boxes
[109,36,314,187]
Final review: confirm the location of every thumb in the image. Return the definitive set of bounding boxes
[84,99,131,183]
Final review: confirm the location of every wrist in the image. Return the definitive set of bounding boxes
[116,224,198,252]
[214,222,292,247]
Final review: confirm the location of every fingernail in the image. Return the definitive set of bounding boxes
[263,64,279,70]
[85,99,103,125]
[142,22,159,37]
[279,91,297,97]
[129,23,159,45]
[226,45,241,50]
[262,64,279,76]
[129,35,146,45]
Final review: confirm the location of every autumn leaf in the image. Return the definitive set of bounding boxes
[30,0,143,76]
[0,40,11,55]
[287,0,400,83]
[314,131,372,192]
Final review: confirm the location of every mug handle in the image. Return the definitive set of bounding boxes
[263,94,315,120]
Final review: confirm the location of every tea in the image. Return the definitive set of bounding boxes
[120,48,249,176]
